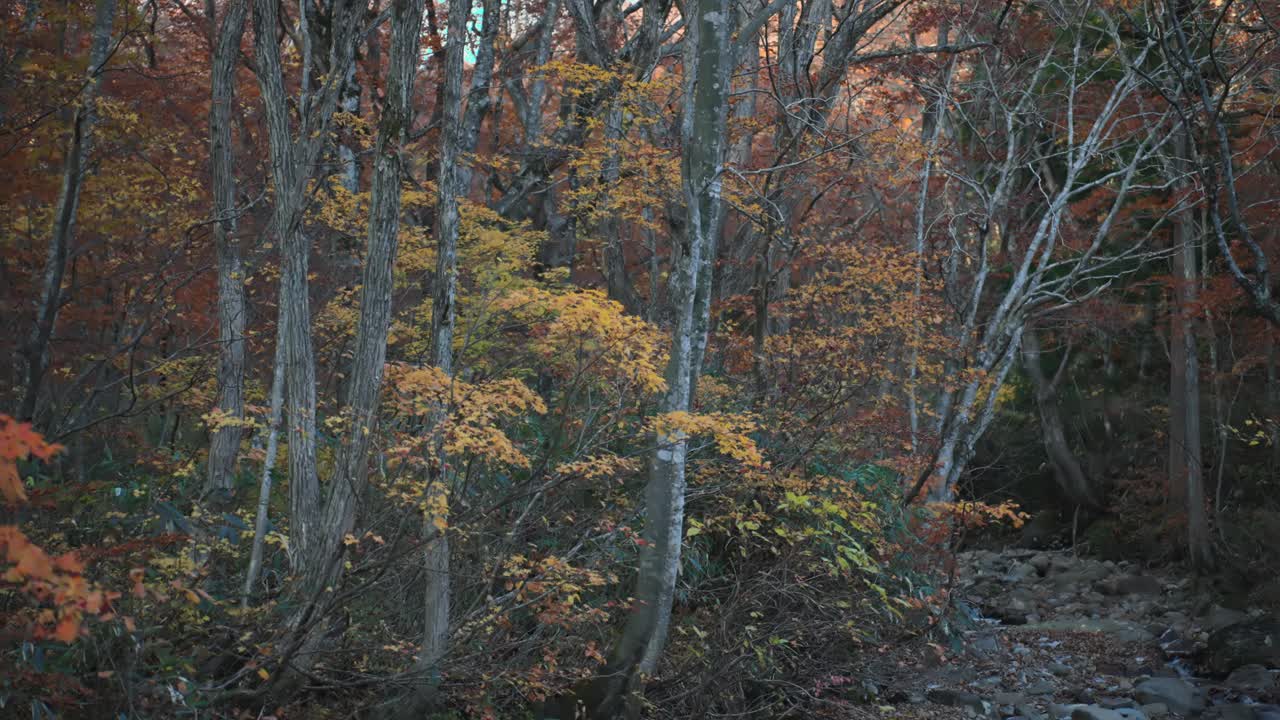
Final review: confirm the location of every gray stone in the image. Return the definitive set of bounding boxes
[1028,680,1056,695]
[970,633,1001,656]
[1205,704,1258,720]
[1226,664,1276,691]
[1053,703,1087,718]
[1206,605,1250,631]
[1115,711,1148,720]
[1049,662,1074,676]
[1139,704,1168,719]
[1023,618,1156,644]
[1052,565,1112,591]
[1133,677,1205,716]
[1007,562,1040,582]
[1117,575,1163,596]
[1017,703,1049,720]
[1208,618,1280,673]
[1071,707,1126,720]
[995,692,1028,705]
[926,688,990,716]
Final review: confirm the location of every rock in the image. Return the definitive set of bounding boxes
[968,632,1001,658]
[1021,513,1065,549]
[1100,697,1137,709]
[1204,705,1259,720]
[1206,605,1251,631]
[1157,627,1198,658]
[995,692,1028,706]
[1017,703,1049,720]
[1252,577,1280,608]
[1050,555,1079,575]
[1119,575,1163,595]
[1133,677,1205,716]
[1100,575,1163,596]
[925,688,991,716]
[995,588,1039,623]
[1116,711,1149,720]
[1023,618,1156,644]
[1072,707,1127,720]
[1140,703,1168,719]
[1208,618,1280,672]
[1027,680,1056,695]
[1007,562,1040,582]
[1225,664,1276,691]
[1031,553,1053,574]
[1049,662,1074,676]
[1051,564,1113,591]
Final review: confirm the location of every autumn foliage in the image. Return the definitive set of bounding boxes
[4,0,1280,716]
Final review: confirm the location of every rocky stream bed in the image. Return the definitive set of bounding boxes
[849,549,1280,720]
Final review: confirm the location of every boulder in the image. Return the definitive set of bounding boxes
[1206,605,1251,631]
[925,688,991,716]
[1099,575,1162,596]
[994,691,1028,706]
[1072,708,1127,720]
[1024,618,1156,644]
[1204,705,1259,720]
[1225,664,1276,692]
[1027,680,1056,696]
[1207,618,1280,673]
[1133,677,1205,716]
[1008,561,1041,582]
[1031,553,1053,574]
[1052,564,1113,591]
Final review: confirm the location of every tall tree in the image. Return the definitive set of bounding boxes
[416,0,472,688]
[205,0,250,497]
[19,0,117,424]
[587,0,732,712]
[1022,323,1098,509]
[251,0,362,579]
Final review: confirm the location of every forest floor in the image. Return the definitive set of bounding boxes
[838,549,1280,720]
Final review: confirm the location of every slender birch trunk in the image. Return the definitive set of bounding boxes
[243,338,284,607]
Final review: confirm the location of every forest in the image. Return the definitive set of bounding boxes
[3,0,1280,717]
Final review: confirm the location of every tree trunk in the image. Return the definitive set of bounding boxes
[20,0,116,424]
[587,0,732,712]
[205,0,249,498]
[1021,324,1098,508]
[416,0,471,687]
[252,0,362,578]
[1269,334,1280,470]
[600,100,642,313]
[243,338,284,607]
[253,0,322,572]
[1169,129,1213,571]
[909,38,954,448]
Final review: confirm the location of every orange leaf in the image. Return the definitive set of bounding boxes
[54,614,81,643]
